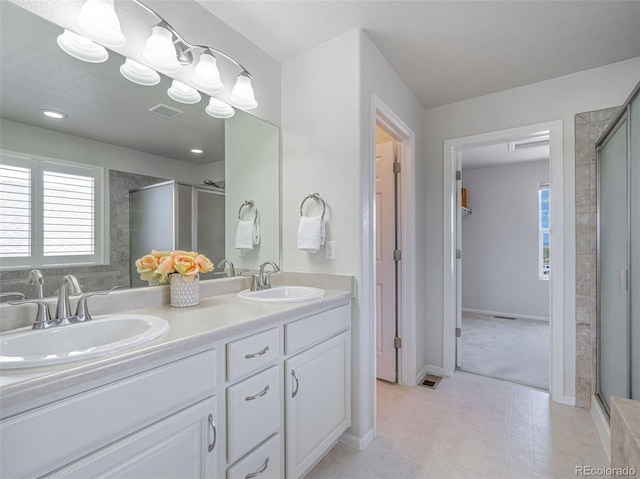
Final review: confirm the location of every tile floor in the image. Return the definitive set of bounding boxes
[307,372,609,478]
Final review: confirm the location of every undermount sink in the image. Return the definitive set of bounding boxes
[0,314,169,369]
[238,286,326,303]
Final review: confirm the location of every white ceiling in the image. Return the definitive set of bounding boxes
[197,0,640,109]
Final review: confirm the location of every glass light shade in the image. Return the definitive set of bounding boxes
[141,25,181,74]
[192,53,223,93]
[120,58,161,86]
[205,97,235,119]
[57,30,109,63]
[167,80,202,104]
[229,74,258,109]
[72,0,125,48]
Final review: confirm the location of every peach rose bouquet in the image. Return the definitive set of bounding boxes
[135,250,214,284]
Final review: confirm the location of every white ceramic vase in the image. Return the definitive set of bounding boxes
[170,274,199,307]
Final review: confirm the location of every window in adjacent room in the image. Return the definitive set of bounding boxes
[0,152,105,269]
[539,183,550,280]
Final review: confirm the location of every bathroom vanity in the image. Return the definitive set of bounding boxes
[0,279,352,479]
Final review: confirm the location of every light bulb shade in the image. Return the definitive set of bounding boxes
[120,58,161,86]
[141,25,181,74]
[167,80,202,104]
[205,97,235,119]
[229,74,258,109]
[57,29,109,63]
[192,53,223,93]
[73,0,125,48]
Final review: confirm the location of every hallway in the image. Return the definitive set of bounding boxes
[308,372,607,478]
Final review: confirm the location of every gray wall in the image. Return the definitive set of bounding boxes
[461,160,549,319]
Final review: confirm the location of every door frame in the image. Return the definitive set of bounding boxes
[369,94,417,390]
[443,120,569,404]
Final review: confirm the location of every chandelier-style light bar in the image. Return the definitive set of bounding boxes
[57,0,257,116]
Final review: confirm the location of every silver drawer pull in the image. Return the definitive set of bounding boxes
[245,385,270,401]
[292,369,299,398]
[207,414,217,453]
[246,458,270,479]
[245,346,269,359]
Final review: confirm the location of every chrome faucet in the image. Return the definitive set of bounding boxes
[217,259,235,277]
[55,275,82,324]
[25,269,45,299]
[258,261,280,290]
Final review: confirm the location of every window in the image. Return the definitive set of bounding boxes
[539,183,550,280]
[0,152,104,269]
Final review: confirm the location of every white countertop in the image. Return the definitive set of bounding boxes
[0,288,351,415]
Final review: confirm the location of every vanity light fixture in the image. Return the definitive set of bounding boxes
[229,72,258,109]
[205,97,235,119]
[120,58,161,86]
[72,0,126,48]
[167,80,202,104]
[40,110,68,119]
[57,29,109,63]
[191,51,224,94]
[141,24,181,74]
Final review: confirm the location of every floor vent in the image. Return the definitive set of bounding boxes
[494,315,516,320]
[419,374,442,390]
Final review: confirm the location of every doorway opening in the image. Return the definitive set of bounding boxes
[443,120,569,405]
[455,138,550,390]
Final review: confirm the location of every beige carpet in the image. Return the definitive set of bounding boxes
[458,311,549,390]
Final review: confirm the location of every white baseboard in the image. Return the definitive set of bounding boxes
[340,428,374,451]
[426,364,448,377]
[462,308,549,322]
[416,364,430,384]
[590,395,611,462]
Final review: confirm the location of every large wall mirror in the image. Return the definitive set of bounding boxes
[0,0,280,298]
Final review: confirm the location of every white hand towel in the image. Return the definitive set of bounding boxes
[235,219,255,250]
[297,216,325,253]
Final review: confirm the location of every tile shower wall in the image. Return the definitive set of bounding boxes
[574,106,620,409]
[0,170,165,299]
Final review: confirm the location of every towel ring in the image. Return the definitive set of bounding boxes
[238,200,258,223]
[300,193,326,219]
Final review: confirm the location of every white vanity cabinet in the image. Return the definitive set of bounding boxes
[284,306,351,479]
[0,349,220,479]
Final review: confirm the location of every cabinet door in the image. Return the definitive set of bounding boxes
[285,331,351,479]
[47,397,219,479]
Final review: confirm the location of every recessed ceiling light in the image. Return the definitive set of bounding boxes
[40,110,67,119]
[190,148,204,154]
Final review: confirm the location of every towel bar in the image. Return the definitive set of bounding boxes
[300,193,326,219]
[238,200,258,223]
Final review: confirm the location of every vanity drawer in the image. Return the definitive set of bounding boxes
[227,366,280,464]
[227,434,281,479]
[285,305,350,355]
[227,328,279,381]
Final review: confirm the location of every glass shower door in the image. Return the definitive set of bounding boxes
[597,110,630,414]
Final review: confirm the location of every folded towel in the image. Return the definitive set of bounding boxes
[235,219,259,251]
[297,216,325,253]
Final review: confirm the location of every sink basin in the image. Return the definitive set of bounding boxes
[0,314,169,369]
[238,286,326,303]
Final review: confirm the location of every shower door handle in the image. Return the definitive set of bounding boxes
[620,269,628,291]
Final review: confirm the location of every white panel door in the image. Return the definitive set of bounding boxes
[48,396,219,479]
[285,332,351,479]
[376,141,397,382]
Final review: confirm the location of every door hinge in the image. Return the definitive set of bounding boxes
[456,170,462,181]
[394,337,402,349]
[456,249,462,259]
[456,327,462,338]
[394,249,402,261]
[393,162,401,174]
